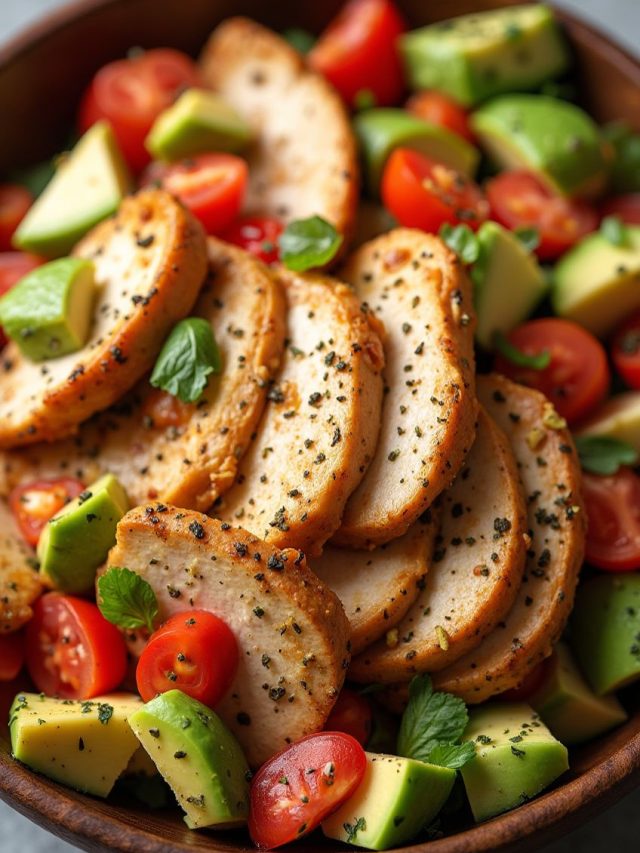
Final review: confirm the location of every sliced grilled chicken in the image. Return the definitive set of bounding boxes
[0,500,42,633]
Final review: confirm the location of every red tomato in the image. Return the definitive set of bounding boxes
[78,49,201,172]
[221,216,284,264]
[0,631,25,681]
[494,318,610,425]
[0,185,32,251]
[324,688,373,746]
[136,609,238,706]
[601,194,640,225]
[141,153,247,234]
[486,171,598,261]
[382,148,488,233]
[309,0,406,108]
[611,310,640,389]
[9,478,85,548]
[140,388,194,429]
[249,732,367,849]
[0,252,43,348]
[406,91,474,143]
[582,468,640,572]
[25,594,128,699]
[498,657,552,702]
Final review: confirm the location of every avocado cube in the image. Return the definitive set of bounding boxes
[0,257,95,361]
[461,703,568,822]
[571,574,640,695]
[14,121,131,258]
[400,5,569,108]
[146,88,252,161]
[9,692,143,797]
[472,94,607,198]
[577,392,640,455]
[603,122,640,194]
[322,753,455,850]
[128,689,250,829]
[37,473,128,594]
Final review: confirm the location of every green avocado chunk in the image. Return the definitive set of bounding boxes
[145,88,252,161]
[471,94,607,198]
[570,573,640,695]
[13,121,131,258]
[460,703,568,822]
[552,226,640,337]
[9,692,143,797]
[529,643,627,745]
[603,122,640,194]
[472,221,547,348]
[354,108,479,196]
[577,392,640,454]
[400,5,569,108]
[0,258,95,361]
[128,689,250,830]
[322,752,455,851]
[37,473,129,594]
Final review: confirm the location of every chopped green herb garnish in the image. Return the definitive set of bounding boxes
[439,223,480,265]
[574,435,639,475]
[494,331,551,370]
[279,216,343,272]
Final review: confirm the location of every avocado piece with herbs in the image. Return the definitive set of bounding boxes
[460,703,568,822]
[400,5,569,107]
[472,94,607,198]
[128,689,250,829]
[146,88,252,161]
[570,573,640,695]
[9,692,143,797]
[13,121,131,258]
[322,752,456,851]
[37,473,129,594]
[0,258,95,361]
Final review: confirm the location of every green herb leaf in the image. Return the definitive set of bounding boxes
[344,817,367,843]
[281,28,315,54]
[574,435,639,475]
[514,226,540,253]
[494,331,551,370]
[426,741,476,770]
[600,215,629,247]
[97,567,159,634]
[439,223,480,265]
[279,216,343,271]
[353,89,377,111]
[150,317,222,403]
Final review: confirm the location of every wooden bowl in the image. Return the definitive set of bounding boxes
[2,1,640,850]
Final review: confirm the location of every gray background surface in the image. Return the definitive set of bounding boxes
[0,0,638,851]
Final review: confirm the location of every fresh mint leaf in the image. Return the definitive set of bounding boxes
[279,216,343,271]
[574,435,639,475]
[397,675,469,761]
[600,215,629,247]
[439,223,480,265]
[426,742,476,770]
[514,226,540,253]
[150,317,221,403]
[494,331,551,370]
[282,28,315,54]
[97,567,158,633]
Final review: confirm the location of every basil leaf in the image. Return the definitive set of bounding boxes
[97,567,158,634]
[282,28,315,54]
[494,331,551,370]
[279,216,343,271]
[600,215,629,247]
[514,226,540,253]
[397,674,469,763]
[574,435,639,475]
[427,741,476,770]
[150,317,221,403]
[439,223,480,265]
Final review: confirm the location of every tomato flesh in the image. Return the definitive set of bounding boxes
[324,688,373,746]
[601,194,640,225]
[611,310,640,390]
[140,388,194,429]
[249,731,367,849]
[9,478,85,548]
[0,252,43,348]
[0,631,25,681]
[582,468,640,572]
[406,91,474,143]
[221,216,284,264]
[0,184,32,252]
[494,318,610,425]
[136,609,238,706]
[25,594,128,699]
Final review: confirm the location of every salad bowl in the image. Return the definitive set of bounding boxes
[1,1,640,851]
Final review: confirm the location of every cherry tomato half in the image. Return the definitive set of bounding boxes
[9,478,85,548]
[601,194,640,225]
[494,318,610,425]
[324,688,373,746]
[382,148,488,234]
[0,185,32,251]
[249,731,367,849]
[486,171,599,261]
[78,49,201,173]
[0,631,25,681]
[140,388,194,430]
[611,310,640,390]
[582,468,640,572]
[25,594,128,699]
[221,216,284,265]
[309,0,406,108]
[406,91,474,143]
[136,609,238,706]
[141,153,247,234]
[0,252,43,348]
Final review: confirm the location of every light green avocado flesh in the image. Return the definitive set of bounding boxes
[37,473,128,594]
[9,692,143,797]
[0,257,95,361]
[146,88,252,161]
[461,703,568,822]
[571,574,640,695]
[553,226,640,337]
[577,392,640,454]
[13,121,131,258]
[354,108,479,195]
[400,5,569,107]
[322,752,455,851]
[472,94,607,198]
[472,221,547,348]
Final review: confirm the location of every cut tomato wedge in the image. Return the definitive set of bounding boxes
[582,468,640,572]
[406,91,474,143]
[9,477,85,547]
[324,688,373,746]
[221,216,283,264]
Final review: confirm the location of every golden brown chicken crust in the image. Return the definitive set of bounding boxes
[0,500,42,633]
